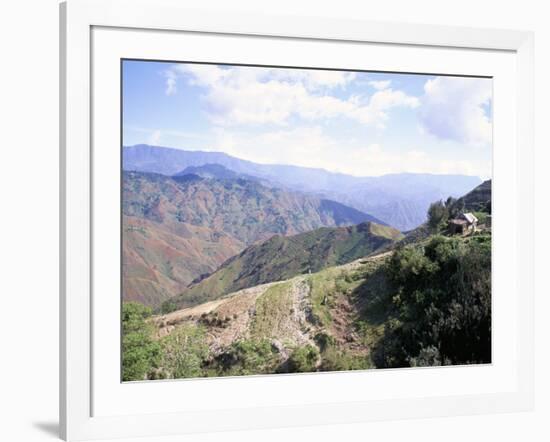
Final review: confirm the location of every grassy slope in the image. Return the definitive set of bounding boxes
[250,282,294,339]
[135,227,491,380]
[172,222,403,308]
[148,250,392,379]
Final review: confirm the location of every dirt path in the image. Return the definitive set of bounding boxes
[153,281,279,338]
[153,249,394,347]
[285,277,316,346]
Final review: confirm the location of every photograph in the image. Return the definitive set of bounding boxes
[121,60,492,381]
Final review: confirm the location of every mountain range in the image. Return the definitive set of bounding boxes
[123,170,383,306]
[123,144,482,231]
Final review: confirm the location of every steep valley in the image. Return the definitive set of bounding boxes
[123,170,385,307]
[170,221,402,309]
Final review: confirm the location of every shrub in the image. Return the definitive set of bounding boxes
[373,235,491,368]
[427,200,449,232]
[319,343,371,372]
[473,211,488,225]
[214,338,280,376]
[122,302,161,381]
[159,300,178,314]
[287,345,319,373]
[159,324,209,379]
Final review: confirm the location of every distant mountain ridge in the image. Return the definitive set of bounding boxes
[170,221,403,308]
[174,164,261,183]
[123,170,383,306]
[123,144,482,230]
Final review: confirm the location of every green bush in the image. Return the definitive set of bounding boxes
[122,302,161,381]
[287,345,319,373]
[159,300,178,314]
[373,234,491,368]
[427,200,449,232]
[214,338,280,376]
[319,345,371,372]
[159,325,210,379]
[473,211,488,225]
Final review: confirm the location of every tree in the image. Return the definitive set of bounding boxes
[122,302,161,381]
[427,200,449,232]
[445,196,463,219]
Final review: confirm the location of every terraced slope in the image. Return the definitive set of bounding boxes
[153,251,392,371]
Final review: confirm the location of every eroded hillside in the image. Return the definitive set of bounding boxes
[123,170,383,306]
[122,229,491,380]
[170,221,403,309]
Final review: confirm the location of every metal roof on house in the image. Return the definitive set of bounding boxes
[462,213,478,224]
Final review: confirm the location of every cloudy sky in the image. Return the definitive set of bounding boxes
[123,60,492,179]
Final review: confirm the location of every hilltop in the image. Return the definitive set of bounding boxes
[456,179,492,213]
[168,221,403,309]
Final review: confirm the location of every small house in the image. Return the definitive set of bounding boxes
[448,212,478,235]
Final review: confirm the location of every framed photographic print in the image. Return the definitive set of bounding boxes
[60,0,534,440]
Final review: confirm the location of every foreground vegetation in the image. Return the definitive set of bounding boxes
[123,233,490,380]
[371,234,491,367]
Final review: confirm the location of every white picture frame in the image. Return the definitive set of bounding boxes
[60,0,534,440]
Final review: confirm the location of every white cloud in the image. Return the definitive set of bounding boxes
[419,76,492,146]
[164,64,418,128]
[208,126,487,178]
[148,129,162,145]
[368,80,391,90]
[269,69,357,90]
[348,143,489,177]
[164,70,177,96]
[211,126,332,168]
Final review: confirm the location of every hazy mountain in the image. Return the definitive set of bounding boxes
[123,171,382,306]
[123,145,482,230]
[174,164,261,182]
[171,221,403,308]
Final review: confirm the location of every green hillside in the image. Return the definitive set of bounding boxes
[122,230,491,380]
[123,171,384,307]
[169,222,403,309]
[455,179,492,213]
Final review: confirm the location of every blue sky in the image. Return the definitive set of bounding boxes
[123,60,492,179]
